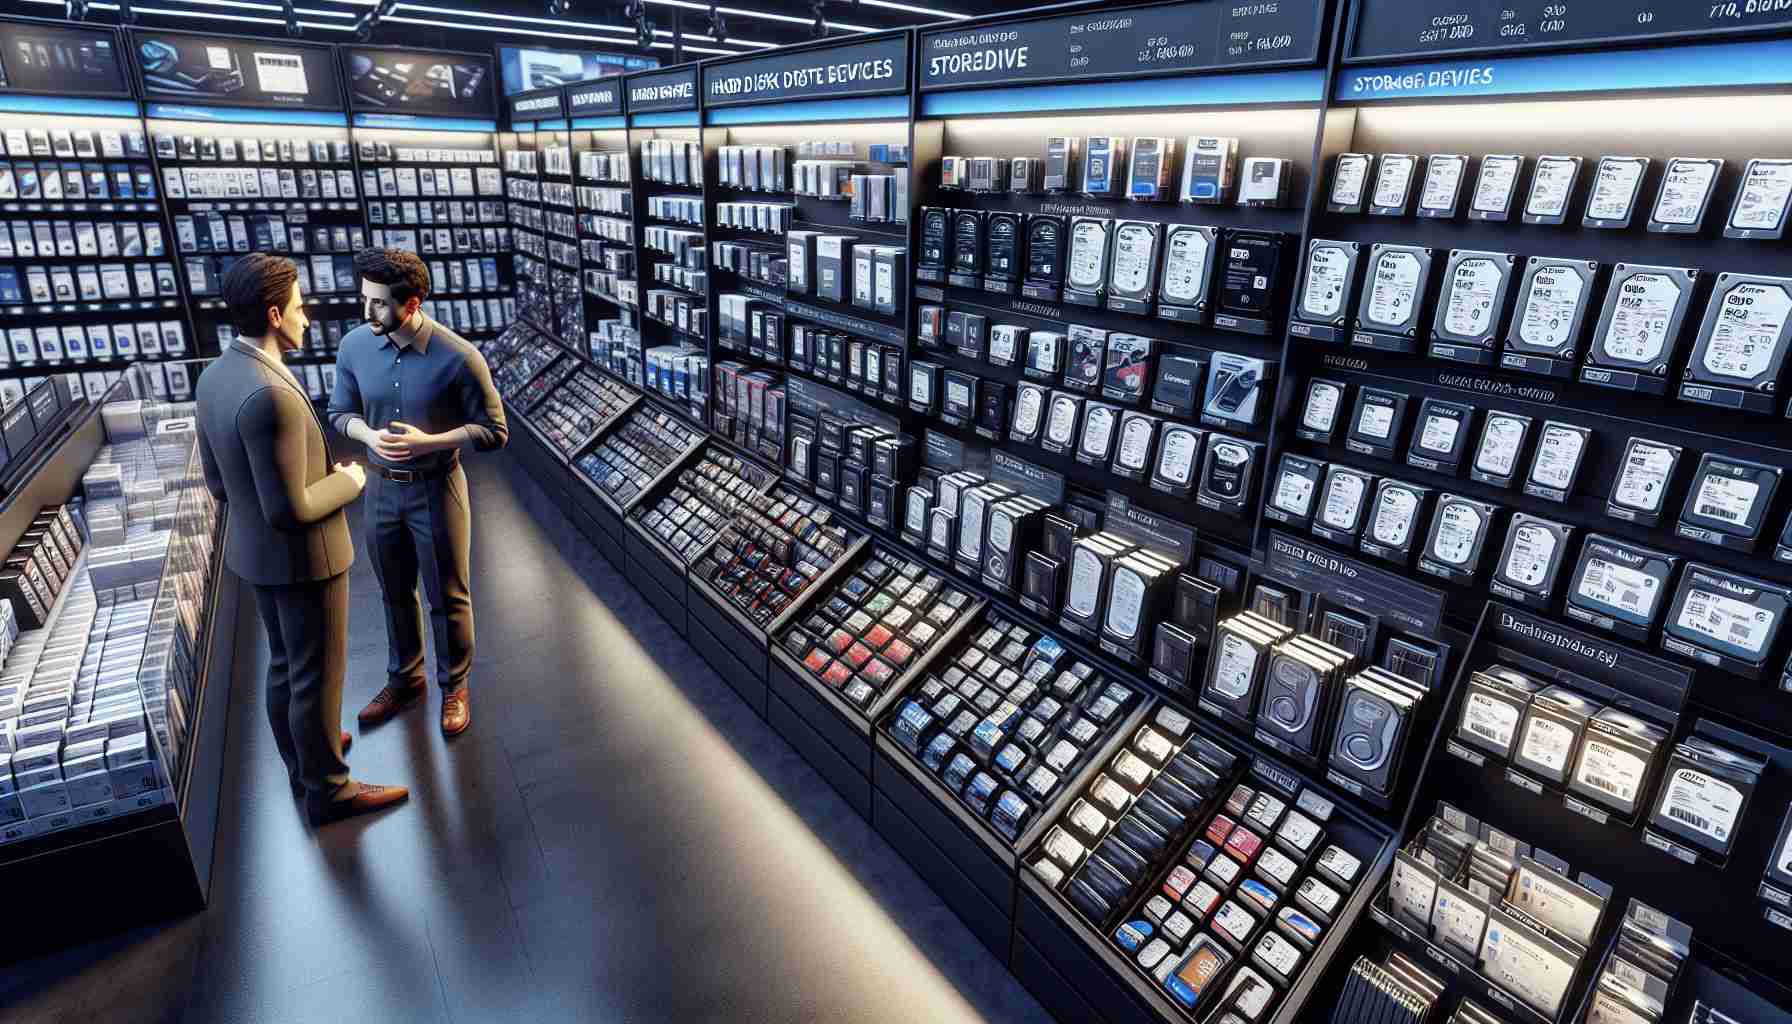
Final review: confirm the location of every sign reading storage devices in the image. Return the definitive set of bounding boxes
[627,67,697,113]
[1348,0,1792,62]
[703,36,908,107]
[918,0,1325,90]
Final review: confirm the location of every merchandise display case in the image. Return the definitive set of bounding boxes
[0,363,238,958]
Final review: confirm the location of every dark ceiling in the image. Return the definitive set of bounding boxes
[34,0,1053,71]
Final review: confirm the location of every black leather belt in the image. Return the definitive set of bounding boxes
[370,458,457,484]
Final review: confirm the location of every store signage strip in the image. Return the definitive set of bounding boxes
[921,68,1323,117]
[919,0,1325,92]
[1349,0,1792,62]
[703,36,908,108]
[706,95,909,127]
[627,67,698,113]
[1337,37,1792,102]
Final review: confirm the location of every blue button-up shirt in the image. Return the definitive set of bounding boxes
[327,314,508,472]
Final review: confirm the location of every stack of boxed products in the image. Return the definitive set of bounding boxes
[0,401,197,835]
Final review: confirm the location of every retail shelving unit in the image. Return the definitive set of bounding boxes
[132,28,355,392]
[348,47,508,356]
[0,17,193,407]
[624,65,708,426]
[0,365,239,960]
[565,81,640,384]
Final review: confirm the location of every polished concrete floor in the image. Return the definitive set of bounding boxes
[1,456,1048,1023]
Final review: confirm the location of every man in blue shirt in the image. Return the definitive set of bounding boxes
[329,248,507,737]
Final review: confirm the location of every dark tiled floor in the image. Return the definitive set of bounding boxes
[1,457,1049,1024]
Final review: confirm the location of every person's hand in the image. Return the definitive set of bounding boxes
[336,461,367,492]
[377,421,443,461]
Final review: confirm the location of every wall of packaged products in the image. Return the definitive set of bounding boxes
[7,1,1792,1018]
[481,4,1792,1023]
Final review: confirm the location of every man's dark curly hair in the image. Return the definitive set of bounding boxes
[355,247,431,307]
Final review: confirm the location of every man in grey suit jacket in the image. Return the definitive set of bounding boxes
[196,253,408,827]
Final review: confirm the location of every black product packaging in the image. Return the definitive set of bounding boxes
[984,496,1047,592]
[1661,563,1790,678]
[901,486,933,547]
[1512,685,1600,785]
[908,361,941,414]
[1102,551,1176,665]
[976,380,1009,437]
[1680,271,1792,413]
[1489,513,1573,610]
[1201,614,1287,725]
[1563,534,1678,642]
[942,370,977,424]
[1405,397,1475,475]
[1582,263,1698,394]
[1264,453,1322,530]
[1022,549,1066,616]
[1195,437,1262,519]
[1150,352,1206,418]
[1470,411,1535,489]
[1417,494,1499,584]
[1607,437,1683,528]
[1649,736,1766,861]
[1503,257,1600,377]
[1676,453,1780,551]
[1151,623,1201,693]
[984,211,1021,290]
[1022,213,1067,300]
[1456,667,1546,761]
[1063,324,1107,392]
[867,478,896,531]
[1102,333,1155,404]
[1290,238,1363,342]
[950,209,984,285]
[813,449,841,501]
[1327,669,1422,797]
[1041,512,1079,562]
[1358,478,1432,566]
[872,435,916,482]
[1311,465,1376,547]
[926,506,958,564]
[1345,387,1408,461]
[837,460,868,516]
[918,207,948,278]
[1216,230,1285,331]
[1258,639,1350,761]
[1061,533,1133,640]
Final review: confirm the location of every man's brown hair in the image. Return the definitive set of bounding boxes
[221,253,299,338]
[355,247,431,306]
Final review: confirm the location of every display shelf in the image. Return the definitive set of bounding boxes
[0,364,239,958]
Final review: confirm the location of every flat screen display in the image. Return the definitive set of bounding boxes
[132,31,341,110]
[346,47,495,117]
[0,21,129,97]
[499,44,655,95]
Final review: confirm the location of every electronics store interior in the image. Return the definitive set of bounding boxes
[2,1,1792,1023]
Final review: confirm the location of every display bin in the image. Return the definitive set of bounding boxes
[0,366,234,958]
[625,523,688,630]
[870,772,1015,963]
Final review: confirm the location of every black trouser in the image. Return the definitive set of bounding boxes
[365,462,474,692]
[253,572,351,800]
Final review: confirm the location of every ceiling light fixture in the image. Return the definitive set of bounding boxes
[809,0,827,39]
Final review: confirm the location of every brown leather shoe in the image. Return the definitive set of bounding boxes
[441,688,470,737]
[307,780,410,826]
[358,681,426,727]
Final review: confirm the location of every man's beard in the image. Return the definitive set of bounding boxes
[368,312,398,334]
